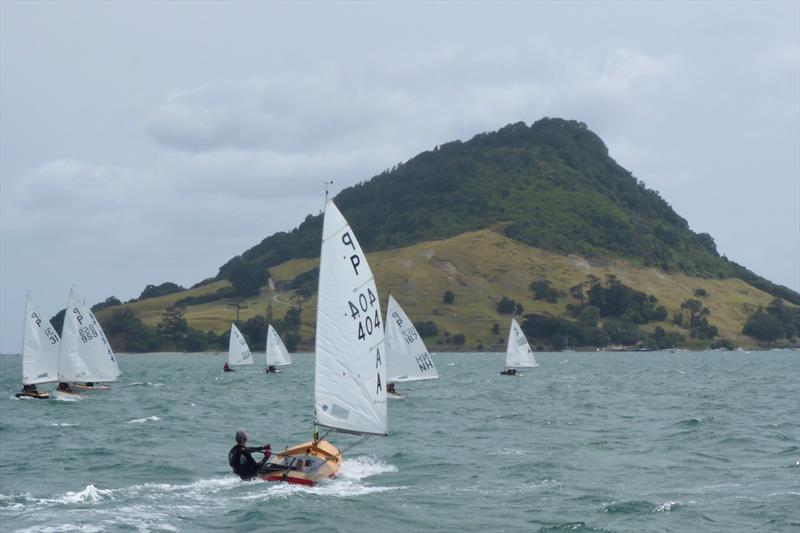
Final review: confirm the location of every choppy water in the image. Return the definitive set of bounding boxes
[1,351,798,532]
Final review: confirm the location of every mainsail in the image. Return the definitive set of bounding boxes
[505,318,537,368]
[385,294,438,383]
[314,198,387,436]
[21,294,60,385]
[228,323,253,365]
[58,288,120,382]
[266,324,292,367]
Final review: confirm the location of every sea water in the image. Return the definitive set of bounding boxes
[0,351,798,532]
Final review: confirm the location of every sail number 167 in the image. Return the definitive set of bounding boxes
[348,288,381,341]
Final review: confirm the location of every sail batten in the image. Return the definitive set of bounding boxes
[385,295,438,384]
[505,318,537,369]
[314,199,387,436]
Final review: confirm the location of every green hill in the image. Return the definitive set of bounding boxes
[216,118,797,305]
[95,118,799,351]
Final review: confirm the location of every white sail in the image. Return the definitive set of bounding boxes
[385,295,438,383]
[266,324,292,367]
[58,288,121,382]
[505,318,537,368]
[314,198,387,436]
[21,294,61,385]
[228,323,253,365]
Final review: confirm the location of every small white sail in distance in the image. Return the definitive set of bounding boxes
[58,287,121,382]
[314,198,387,436]
[228,323,253,365]
[385,294,438,383]
[266,324,292,367]
[21,294,61,385]
[505,318,537,369]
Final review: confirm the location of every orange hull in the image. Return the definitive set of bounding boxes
[260,439,341,486]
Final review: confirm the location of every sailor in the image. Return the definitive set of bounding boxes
[501,368,517,376]
[21,384,37,394]
[386,383,396,394]
[57,382,75,393]
[228,430,271,480]
[223,362,234,372]
[266,365,276,373]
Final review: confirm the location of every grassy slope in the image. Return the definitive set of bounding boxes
[101,230,782,350]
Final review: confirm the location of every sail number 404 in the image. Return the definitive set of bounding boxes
[348,288,381,340]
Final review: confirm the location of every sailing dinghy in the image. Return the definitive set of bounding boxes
[501,318,537,376]
[384,294,438,398]
[57,288,120,397]
[225,323,253,371]
[260,198,387,486]
[16,294,60,399]
[265,324,292,373]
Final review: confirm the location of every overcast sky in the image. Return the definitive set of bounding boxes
[1,1,798,353]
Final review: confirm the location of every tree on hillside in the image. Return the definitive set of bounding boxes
[157,306,189,351]
[679,298,718,339]
[497,297,516,314]
[139,282,185,300]
[443,290,455,304]
[228,258,269,297]
[92,296,122,312]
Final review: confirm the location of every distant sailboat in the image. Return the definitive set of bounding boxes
[16,294,60,399]
[260,198,387,485]
[57,288,120,396]
[501,318,537,376]
[265,324,292,373]
[226,323,253,370]
[384,294,438,397]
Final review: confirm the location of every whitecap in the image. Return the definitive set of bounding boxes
[60,484,111,504]
[653,500,681,512]
[48,423,79,427]
[491,447,528,456]
[127,416,161,424]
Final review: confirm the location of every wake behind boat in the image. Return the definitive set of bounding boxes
[258,197,387,486]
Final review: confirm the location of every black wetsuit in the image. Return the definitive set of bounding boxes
[228,445,267,480]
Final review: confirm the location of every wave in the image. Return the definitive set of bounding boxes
[602,500,655,513]
[653,500,682,512]
[127,382,164,387]
[47,423,79,427]
[127,416,161,424]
